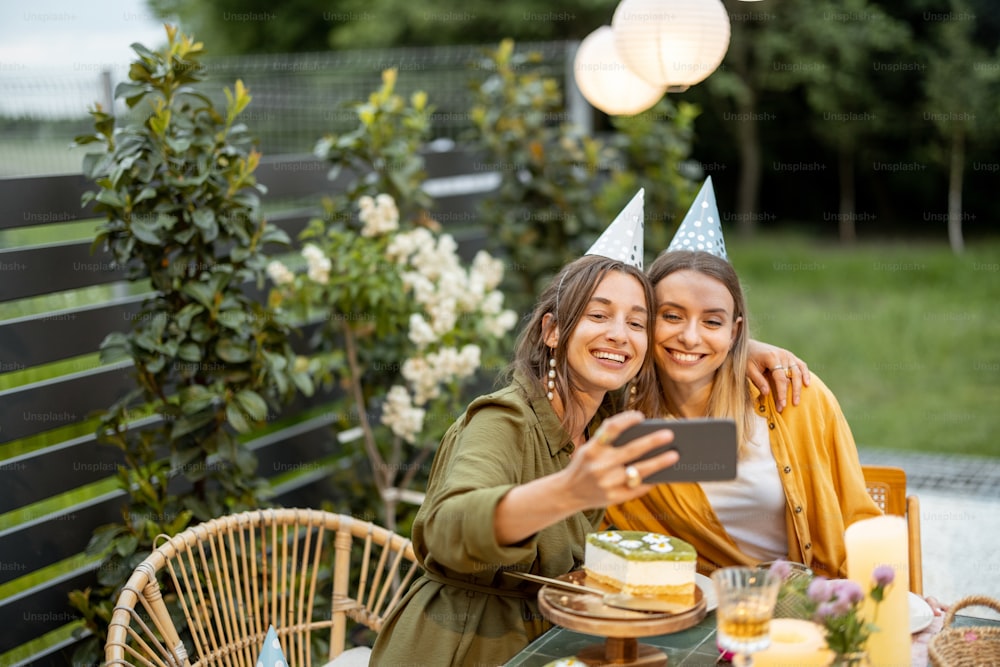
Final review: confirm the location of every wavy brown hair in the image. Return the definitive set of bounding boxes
[504,255,660,437]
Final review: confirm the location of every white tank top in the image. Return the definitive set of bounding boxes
[699,414,787,562]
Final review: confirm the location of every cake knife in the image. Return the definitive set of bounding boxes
[502,570,610,596]
[502,570,691,613]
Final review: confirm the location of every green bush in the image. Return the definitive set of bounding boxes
[67,26,311,663]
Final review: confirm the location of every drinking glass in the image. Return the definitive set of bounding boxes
[712,566,781,667]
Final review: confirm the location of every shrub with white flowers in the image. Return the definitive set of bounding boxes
[268,192,517,526]
[267,68,518,529]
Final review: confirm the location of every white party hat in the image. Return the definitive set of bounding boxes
[665,177,728,259]
[585,188,644,269]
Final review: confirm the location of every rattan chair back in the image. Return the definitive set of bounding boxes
[104,508,420,667]
[861,465,923,595]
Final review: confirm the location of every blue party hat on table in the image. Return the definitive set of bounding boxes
[255,625,288,667]
[665,177,727,259]
[586,188,645,269]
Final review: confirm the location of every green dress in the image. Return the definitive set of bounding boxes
[370,372,603,666]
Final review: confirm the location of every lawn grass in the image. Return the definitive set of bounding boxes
[729,233,1000,458]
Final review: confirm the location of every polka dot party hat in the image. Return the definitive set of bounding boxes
[585,188,645,269]
[665,177,728,259]
[255,625,288,667]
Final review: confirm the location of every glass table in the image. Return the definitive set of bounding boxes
[505,612,722,667]
[504,611,999,667]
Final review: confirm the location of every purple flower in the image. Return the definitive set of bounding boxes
[872,565,895,588]
[807,577,831,603]
[831,579,864,605]
[769,559,792,581]
[815,601,838,620]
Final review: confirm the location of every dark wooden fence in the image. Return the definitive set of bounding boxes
[0,149,495,665]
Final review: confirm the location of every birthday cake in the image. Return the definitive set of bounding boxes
[584,530,697,605]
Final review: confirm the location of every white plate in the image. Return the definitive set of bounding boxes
[697,573,717,612]
[910,592,934,634]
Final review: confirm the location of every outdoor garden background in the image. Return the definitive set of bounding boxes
[0,0,998,664]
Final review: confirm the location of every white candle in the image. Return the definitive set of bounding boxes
[844,515,910,667]
[753,618,832,667]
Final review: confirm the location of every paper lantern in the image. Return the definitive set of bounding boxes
[574,26,667,116]
[612,0,731,91]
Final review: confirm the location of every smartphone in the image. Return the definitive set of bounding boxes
[611,417,738,484]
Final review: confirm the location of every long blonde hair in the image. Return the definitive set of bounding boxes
[646,251,756,454]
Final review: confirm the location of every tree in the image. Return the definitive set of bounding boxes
[921,0,1000,253]
[752,0,910,242]
[700,2,771,237]
[148,0,619,54]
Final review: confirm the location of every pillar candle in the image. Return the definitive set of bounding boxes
[753,618,832,667]
[844,515,910,667]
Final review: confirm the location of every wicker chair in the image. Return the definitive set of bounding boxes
[862,465,923,595]
[104,508,420,667]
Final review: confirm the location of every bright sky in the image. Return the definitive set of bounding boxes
[0,0,166,70]
[0,0,168,115]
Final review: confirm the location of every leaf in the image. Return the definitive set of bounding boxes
[216,338,251,363]
[175,302,204,330]
[85,524,124,555]
[130,215,163,245]
[170,411,216,439]
[182,281,215,309]
[179,385,215,414]
[234,389,268,421]
[178,342,202,362]
[114,534,139,557]
[99,332,132,364]
[226,402,251,433]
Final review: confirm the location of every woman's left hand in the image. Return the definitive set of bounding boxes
[746,340,811,412]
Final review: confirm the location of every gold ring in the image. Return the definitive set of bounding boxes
[624,465,641,489]
[785,366,795,378]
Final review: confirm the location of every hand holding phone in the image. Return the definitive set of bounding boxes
[611,418,738,484]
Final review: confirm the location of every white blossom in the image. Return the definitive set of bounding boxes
[302,243,331,285]
[480,290,504,316]
[266,260,295,286]
[401,357,439,405]
[484,309,519,338]
[386,227,435,264]
[408,313,438,347]
[358,193,400,237]
[381,385,425,443]
[428,297,458,335]
[472,251,505,291]
[402,271,436,305]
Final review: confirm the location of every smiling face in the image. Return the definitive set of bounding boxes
[545,270,649,402]
[653,269,741,396]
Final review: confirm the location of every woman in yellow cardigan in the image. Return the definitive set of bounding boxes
[606,250,882,578]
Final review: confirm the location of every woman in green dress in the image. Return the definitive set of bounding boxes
[370,254,677,665]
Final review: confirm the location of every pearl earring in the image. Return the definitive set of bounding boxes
[547,357,556,401]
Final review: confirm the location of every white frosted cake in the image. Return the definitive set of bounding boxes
[584,530,697,605]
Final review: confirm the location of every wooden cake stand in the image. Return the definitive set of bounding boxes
[537,571,707,666]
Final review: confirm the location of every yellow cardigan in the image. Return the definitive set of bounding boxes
[606,375,882,578]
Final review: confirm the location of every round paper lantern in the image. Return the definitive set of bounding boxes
[612,0,731,91]
[574,26,667,115]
